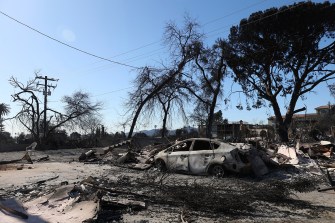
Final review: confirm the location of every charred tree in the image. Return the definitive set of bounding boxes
[126,18,203,138]
[192,40,227,138]
[10,75,102,144]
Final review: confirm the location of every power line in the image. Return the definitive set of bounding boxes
[117,3,330,103]
[102,0,291,66]
[72,0,300,78]
[109,41,162,59]
[0,10,140,70]
[104,0,269,61]
[0,1,273,75]
[203,0,269,26]
[80,47,166,74]
[39,86,134,103]
[89,0,305,74]
[93,87,134,97]
[75,1,299,74]
[206,0,298,38]
[0,0,300,76]
[122,47,166,63]
[105,0,270,63]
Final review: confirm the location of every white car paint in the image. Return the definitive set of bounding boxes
[154,138,252,175]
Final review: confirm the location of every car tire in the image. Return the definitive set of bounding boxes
[209,164,225,177]
[155,159,167,171]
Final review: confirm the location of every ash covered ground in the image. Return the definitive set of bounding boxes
[1,146,335,223]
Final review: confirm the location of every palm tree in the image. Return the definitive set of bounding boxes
[0,103,10,133]
[0,103,10,116]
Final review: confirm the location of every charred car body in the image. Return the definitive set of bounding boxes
[154,138,252,176]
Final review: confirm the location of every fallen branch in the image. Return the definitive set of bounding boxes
[317,186,335,192]
[36,156,49,162]
[35,175,59,185]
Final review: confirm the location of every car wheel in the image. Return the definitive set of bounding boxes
[155,159,166,171]
[210,164,225,177]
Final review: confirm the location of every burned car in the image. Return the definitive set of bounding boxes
[154,138,252,176]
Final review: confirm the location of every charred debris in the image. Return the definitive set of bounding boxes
[1,137,335,222]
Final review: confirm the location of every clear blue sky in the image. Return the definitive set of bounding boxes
[0,0,333,135]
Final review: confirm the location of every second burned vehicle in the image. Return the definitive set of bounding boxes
[154,138,253,176]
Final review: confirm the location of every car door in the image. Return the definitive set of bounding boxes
[166,140,192,172]
[188,139,214,174]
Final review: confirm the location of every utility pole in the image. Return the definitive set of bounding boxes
[36,75,58,139]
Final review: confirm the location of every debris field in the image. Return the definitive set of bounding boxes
[1,138,335,223]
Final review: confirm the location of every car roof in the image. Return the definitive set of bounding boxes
[178,138,222,144]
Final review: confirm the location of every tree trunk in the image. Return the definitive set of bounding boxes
[277,123,289,142]
[277,81,302,142]
[205,62,224,138]
[161,112,168,138]
[270,98,288,142]
[128,102,146,139]
[273,105,301,143]
[206,103,215,138]
[161,100,171,138]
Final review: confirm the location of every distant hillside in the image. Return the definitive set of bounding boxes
[134,126,196,137]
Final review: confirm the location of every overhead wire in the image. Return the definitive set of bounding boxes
[125,1,301,66]
[120,0,310,67]
[206,0,298,38]
[4,0,327,132]
[111,0,271,64]
[0,10,140,69]
[203,0,269,26]
[2,0,308,101]
[63,0,272,74]
[67,0,309,98]
[108,0,271,63]
[35,86,135,104]
[0,0,296,72]
[84,47,166,74]
[75,0,298,73]
[122,47,166,63]
[108,40,162,59]
[92,87,134,97]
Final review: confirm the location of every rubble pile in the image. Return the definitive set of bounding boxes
[1,138,335,222]
[79,140,170,170]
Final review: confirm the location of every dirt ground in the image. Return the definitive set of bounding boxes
[1,148,335,223]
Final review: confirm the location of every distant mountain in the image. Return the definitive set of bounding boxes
[134,126,196,137]
[138,129,157,137]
